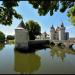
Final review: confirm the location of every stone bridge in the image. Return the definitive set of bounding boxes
[51,39,75,49]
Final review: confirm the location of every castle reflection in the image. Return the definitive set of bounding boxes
[14,50,41,74]
[50,46,75,62]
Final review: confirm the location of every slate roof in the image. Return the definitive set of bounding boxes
[61,22,64,27]
[51,25,55,29]
[17,20,25,29]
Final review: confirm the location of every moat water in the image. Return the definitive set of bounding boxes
[0,44,75,74]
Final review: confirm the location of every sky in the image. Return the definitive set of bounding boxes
[0,1,75,38]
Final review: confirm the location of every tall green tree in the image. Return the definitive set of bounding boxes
[0,31,5,43]
[25,20,41,40]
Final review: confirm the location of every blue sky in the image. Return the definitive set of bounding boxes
[0,1,75,37]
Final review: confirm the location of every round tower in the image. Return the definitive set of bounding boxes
[50,25,55,40]
[15,20,29,50]
[59,22,65,41]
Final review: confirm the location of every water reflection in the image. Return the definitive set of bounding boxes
[72,44,75,50]
[50,46,75,62]
[14,50,41,74]
[0,44,5,51]
[0,44,75,74]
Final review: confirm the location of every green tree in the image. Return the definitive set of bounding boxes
[28,0,75,26]
[0,0,75,25]
[28,0,75,16]
[0,0,22,25]
[0,31,5,43]
[6,35,15,40]
[67,5,75,26]
[25,20,41,40]
[0,44,5,51]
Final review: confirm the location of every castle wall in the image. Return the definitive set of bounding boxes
[50,30,55,40]
[59,28,65,41]
[15,28,29,49]
[55,32,59,40]
[65,32,69,40]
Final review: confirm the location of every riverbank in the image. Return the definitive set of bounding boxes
[6,40,15,44]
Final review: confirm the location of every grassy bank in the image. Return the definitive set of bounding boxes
[6,40,15,44]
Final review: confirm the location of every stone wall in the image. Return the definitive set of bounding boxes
[15,28,29,49]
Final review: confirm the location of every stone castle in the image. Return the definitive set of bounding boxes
[15,21,69,43]
[50,22,69,41]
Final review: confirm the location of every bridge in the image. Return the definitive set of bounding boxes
[15,37,75,51]
[28,38,75,49]
[51,38,75,49]
[28,40,50,48]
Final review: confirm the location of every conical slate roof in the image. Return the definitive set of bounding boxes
[51,25,55,29]
[17,20,25,28]
[61,22,64,27]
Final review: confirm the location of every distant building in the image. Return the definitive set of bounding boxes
[36,32,50,40]
[65,32,69,40]
[36,22,69,41]
[50,22,69,41]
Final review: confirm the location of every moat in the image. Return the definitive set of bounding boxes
[0,44,75,74]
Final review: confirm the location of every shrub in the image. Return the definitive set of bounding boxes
[0,31,5,43]
[6,35,15,40]
[0,44,5,51]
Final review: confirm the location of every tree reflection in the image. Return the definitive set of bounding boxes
[0,44,5,51]
[14,51,41,74]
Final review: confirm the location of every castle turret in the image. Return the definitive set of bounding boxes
[50,25,55,40]
[59,22,65,41]
[15,20,29,50]
[65,32,69,40]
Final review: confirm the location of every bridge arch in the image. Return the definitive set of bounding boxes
[57,42,65,48]
[69,44,75,50]
[50,41,55,47]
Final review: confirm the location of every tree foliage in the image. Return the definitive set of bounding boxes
[28,0,75,26]
[0,0,22,25]
[0,0,75,26]
[6,35,15,40]
[67,5,75,26]
[0,31,5,43]
[28,0,75,16]
[25,20,41,40]
[0,44,5,51]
